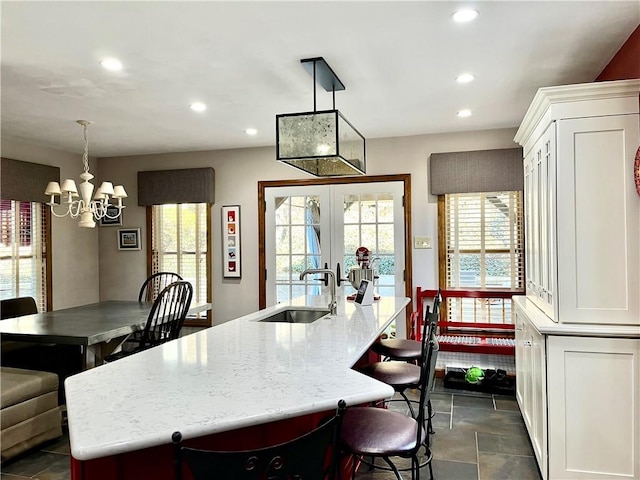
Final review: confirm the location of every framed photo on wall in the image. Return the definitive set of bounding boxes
[118,228,141,250]
[100,205,123,226]
[222,205,241,278]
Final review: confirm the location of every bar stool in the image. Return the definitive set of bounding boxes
[371,289,441,363]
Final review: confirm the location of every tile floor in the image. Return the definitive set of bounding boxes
[353,378,542,480]
[1,353,538,480]
[1,382,541,480]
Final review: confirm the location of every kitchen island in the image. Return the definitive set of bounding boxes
[65,295,409,479]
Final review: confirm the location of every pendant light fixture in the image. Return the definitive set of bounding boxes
[276,57,366,177]
[44,120,127,228]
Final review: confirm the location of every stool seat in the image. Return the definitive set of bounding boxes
[360,361,420,389]
[341,407,424,457]
[371,338,421,361]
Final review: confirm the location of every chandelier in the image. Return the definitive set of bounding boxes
[276,57,366,177]
[44,120,127,228]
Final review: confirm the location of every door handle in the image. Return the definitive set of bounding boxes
[323,262,329,287]
[336,262,342,287]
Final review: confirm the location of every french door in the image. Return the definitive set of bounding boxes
[264,181,405,307]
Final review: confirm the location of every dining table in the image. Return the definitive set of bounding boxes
[0,300,212,369]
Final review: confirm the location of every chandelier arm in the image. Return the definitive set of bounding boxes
[48,203,73,218]
[69,200,85,218]
[102,206,123,220]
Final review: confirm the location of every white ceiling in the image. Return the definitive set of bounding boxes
[1,1,638,158]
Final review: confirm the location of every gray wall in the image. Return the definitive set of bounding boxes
[1,138,100,309]
[2,127,518,321]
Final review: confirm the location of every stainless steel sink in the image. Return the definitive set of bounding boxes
[258,308,331,324]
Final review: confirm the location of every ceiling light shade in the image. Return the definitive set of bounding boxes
[452,8,479,22]
[276,57,366,177]
[100,58,122,71]
[44,120,126,228]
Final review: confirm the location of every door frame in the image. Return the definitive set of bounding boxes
[258,174,413,327]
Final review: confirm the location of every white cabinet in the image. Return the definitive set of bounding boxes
[514,79,640,480]
[514,307,547,479]
[515,79,640,327]
[547,335,640,480]
[515,298,640,480]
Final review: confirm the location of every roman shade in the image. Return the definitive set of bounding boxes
[0,158,60,203]
[138,168,215,206]
[429,148,523,195]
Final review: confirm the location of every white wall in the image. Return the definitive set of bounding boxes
[1,138,100,309]
[97,128,518,324]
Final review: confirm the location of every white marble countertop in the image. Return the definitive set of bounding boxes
[65,295,409,461]
[514,296,640,337]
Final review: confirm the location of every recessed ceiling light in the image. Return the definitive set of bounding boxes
[457,109,472,118]
[245,128,258,136]
[100,57,122,71]
[456,73,475,84]
[190,102,206,112]
[452,9,479,23]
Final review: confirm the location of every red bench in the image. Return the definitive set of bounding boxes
[414,288,517,355]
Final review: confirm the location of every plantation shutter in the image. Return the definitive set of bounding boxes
[445,192,524,290]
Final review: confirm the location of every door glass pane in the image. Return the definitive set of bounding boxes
[341,191,396,297]
[274,195,322,304]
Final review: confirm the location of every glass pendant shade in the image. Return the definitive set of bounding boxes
[276,110,366,176]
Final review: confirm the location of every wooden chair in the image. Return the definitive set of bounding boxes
[139,272,183,302]
[340,338,439,480]
[0,296,38,319]
[105,280,193,362]
[172,400,346,480]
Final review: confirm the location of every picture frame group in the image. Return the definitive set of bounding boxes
[222,205,241,278]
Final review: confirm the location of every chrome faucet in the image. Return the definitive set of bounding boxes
[299,268,337,315]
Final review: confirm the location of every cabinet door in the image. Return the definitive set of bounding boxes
[547,336,640,479]
[529,322,547,477]
[514,301,548,480]
[556,114,640,325]
[525,122,556,320]
[515,308,528,410]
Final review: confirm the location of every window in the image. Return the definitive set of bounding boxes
[444,191,524,289]
[441,192,524,325]
[150,203,211,326]
[0,200,50,311]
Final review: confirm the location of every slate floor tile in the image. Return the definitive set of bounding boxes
[452,406,527,436]
[431,458,479,480]
[1,451,66,477]
[477,431,535,457]
[454,394,495,410]
[478,452,542,480]
[431,427,478,463]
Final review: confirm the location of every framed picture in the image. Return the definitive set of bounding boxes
[118,228,141,251]
[100,205,123,226]
[222,205,241,278]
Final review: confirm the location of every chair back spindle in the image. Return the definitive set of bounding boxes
[139,272,183,302]
[140,281,193,349]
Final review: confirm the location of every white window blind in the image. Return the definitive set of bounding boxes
[0,200,48,311]
[151,204,208,307]
[445,192,524,290]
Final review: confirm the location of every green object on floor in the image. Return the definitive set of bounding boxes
[465,366,485,384]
